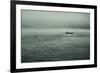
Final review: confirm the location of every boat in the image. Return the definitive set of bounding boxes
[65,32,74,34]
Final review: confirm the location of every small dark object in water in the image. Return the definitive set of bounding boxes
[65,32,74,34]
[34,35,37,38]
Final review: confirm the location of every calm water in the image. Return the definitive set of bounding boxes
[21,28,90,63]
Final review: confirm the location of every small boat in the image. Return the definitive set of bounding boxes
[65,32,74,34]
[34,35,37,38]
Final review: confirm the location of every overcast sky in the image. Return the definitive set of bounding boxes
[21,10,90,29]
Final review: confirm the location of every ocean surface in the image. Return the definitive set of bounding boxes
[21,28,90,63]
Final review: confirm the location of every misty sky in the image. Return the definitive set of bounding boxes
[21,10,90,29]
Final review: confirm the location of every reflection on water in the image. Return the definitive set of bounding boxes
[22,28,90,35]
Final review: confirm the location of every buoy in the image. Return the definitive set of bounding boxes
[34,35,37,38]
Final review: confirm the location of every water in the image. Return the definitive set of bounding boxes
[21,28,90,63]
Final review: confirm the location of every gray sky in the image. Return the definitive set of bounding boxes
[21,10,90,29]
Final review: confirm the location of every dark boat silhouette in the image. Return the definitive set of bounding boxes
[34,35,37,38]
[65,32,74,34]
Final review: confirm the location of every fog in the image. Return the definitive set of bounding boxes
[21,10,90,29]
[21,10,90,62]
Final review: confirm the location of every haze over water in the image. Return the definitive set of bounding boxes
[21,10,90,63]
